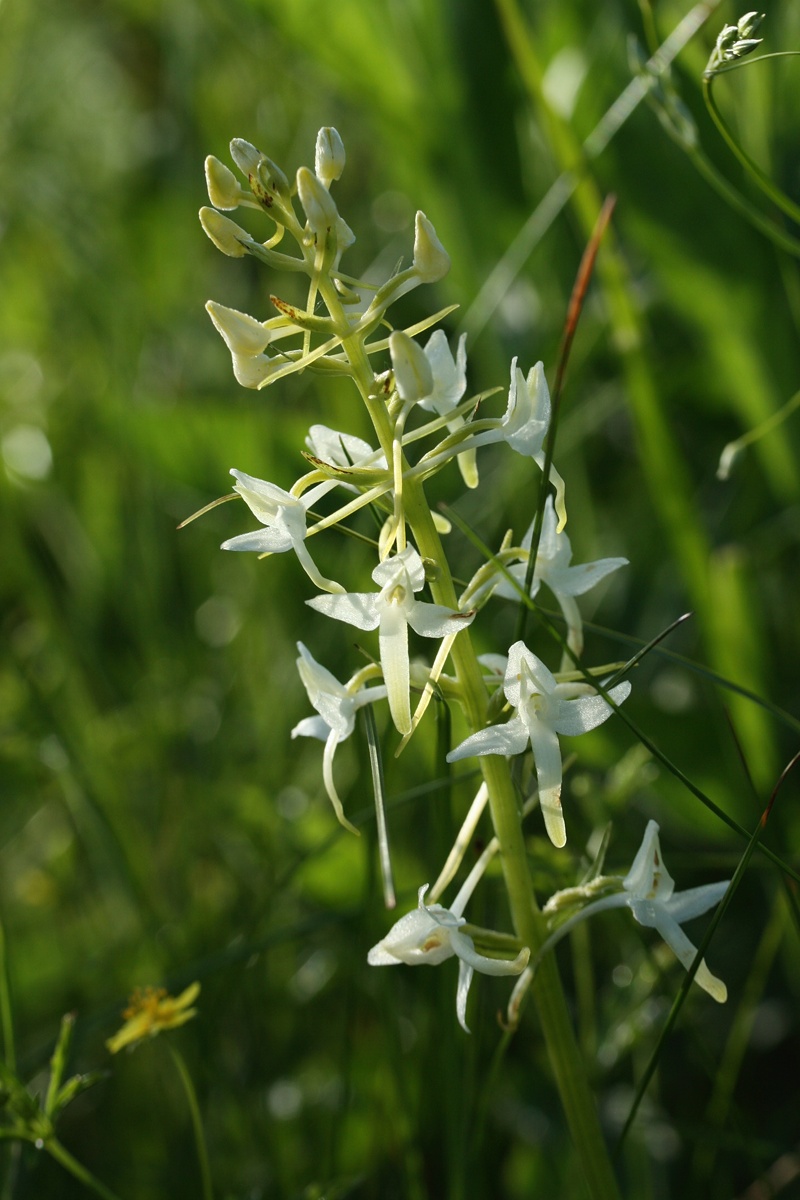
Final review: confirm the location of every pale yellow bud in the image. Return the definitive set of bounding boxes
[199,207,251,257]
[296,166,338,234]
[315,127,346,187]
[413,211,450,283]
[204,156,241,210]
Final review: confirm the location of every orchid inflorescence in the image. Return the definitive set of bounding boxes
[197,126,729,1031]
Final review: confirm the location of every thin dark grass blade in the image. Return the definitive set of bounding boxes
[516,194,617,647]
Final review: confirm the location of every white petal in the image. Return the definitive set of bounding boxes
[406,600,475,639]
[446,717,530,762]
[551,681,631,736]
[372,546,425,592]
[662,880,729,923]
[306,593,381,632]
[550,557,628,598]
[504,642,557,710]
[291,715,330,741]
[624,822,675,901]
[221,528,294,553]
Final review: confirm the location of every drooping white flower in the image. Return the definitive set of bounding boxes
[291,642,387,834]
[529,821,730,1002]
[447,640,631,848]
[494,496,628,658]
[221,469,344,593]
[368,884,529,1032]
[307,546,474,735]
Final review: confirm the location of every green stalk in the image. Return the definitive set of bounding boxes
[319,277,621,1199]
[168,1046,213,1200]
[44,1138,123,1200]
[703,65,800,227]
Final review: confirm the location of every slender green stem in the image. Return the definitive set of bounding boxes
[44,1138,123,1200]
[168,1045,213,1200]
[703,73,800,226]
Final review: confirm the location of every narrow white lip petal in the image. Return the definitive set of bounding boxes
[456,959,474,1033]
[527,720,566,846]
[380,603,411,734]
[322,729,359,835]
[540,785,566,848]
[292,539,346,594]
[650,908,727,1002]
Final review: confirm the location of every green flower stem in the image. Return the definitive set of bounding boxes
[703,65,800,227]
[168,1045,213,1200]
[44,1138,123,1200]
[321,279,621,1199]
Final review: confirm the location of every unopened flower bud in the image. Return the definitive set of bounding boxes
[389,331,434,404]
[413,211,450,283]
[205,301,271,356]
[229,138,292,213]
[229,138,262,179]
[205,156,241,210]
[296,166,339,234]
[737,10,763,39]
[198,207,251,257]
[315,127,346,187]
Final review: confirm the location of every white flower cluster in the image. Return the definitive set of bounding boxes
[197,127,730,1031]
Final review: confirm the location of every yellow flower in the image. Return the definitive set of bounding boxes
[106,982,200,1054]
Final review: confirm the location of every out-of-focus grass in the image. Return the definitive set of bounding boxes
[0,0,798,1196]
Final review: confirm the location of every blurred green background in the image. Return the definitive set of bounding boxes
[1,0,799,1196]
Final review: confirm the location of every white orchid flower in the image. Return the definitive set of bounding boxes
[368,884,529,1032]
[291,642,387,834]
[494,496,628,659]
[307,545,474,735]
[447,640,631,848]
[416,331,478,489]
[529,821,730,1003]
[457,359,567,528]
[221,469,344,593]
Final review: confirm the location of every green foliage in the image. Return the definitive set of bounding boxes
[1,0,799,1196]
